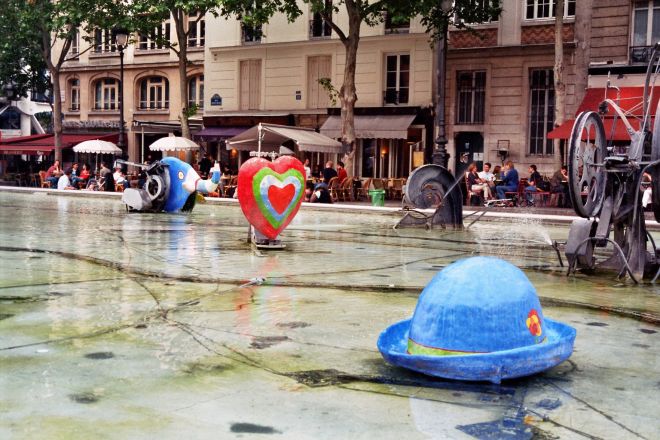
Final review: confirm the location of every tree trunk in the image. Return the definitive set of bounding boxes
[174,10,192,162]
[553,0,565,169]
[339,1,361,178]
[51,68,63,162]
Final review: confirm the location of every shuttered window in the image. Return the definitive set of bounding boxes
[308,56,331,109]
[240,59,261,111]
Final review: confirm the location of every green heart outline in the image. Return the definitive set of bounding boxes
[252,167,305,230]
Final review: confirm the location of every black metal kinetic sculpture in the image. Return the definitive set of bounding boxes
[565,44,660,282]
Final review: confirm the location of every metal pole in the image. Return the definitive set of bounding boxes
[117,44,126,152]
[432,30,449,168]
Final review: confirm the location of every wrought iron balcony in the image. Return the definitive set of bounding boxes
[630,45,655,64]
[383,89,408,106]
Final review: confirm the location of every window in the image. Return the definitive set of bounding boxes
[528,69,555,155]
[69,79,80,111]
[633,1,660,46]
[70,31,79,58]
[139,77,169,110]
[94,78,118,110]
[93,29,116,53]
[242,22,262,43]
[456,71,486,124]
[308,56,331,109]
[139,22,170,50]
[240,59,261,110]
[188,75,204,109]
[384,14,410,34]
[310,1,332,38]
[525,0,575,20]
[384,54,409,105]
[188,14,205,47]
[242,1,263,43]
[456,0,499,24]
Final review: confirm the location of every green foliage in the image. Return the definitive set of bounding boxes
[183,103,200,118]
[318,78,339,107]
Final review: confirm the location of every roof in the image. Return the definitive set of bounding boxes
[226,123,342,153]
[320,114,416,139]
[0,133,119,155]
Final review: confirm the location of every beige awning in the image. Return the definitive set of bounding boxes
[226,123,343,153]
[320,114,416,139]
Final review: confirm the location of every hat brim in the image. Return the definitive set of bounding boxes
[377,318,576,384]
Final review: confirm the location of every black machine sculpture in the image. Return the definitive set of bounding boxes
[565,44,660,282]
[395,164,463,229]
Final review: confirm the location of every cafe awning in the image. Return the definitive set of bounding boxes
[548,87,656,140]
[192,127,247,141]
[320,114,416,139]
[0,133,119,155]
[226,123,342,153]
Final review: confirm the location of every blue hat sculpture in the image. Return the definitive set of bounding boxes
[377,257,576,384]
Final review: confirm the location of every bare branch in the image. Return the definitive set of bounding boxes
[321,12,347,42]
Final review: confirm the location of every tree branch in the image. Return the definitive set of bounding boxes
[321,12,346,42]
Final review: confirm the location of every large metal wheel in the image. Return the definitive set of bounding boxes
[568,111,608,218]
[403,164,447,209]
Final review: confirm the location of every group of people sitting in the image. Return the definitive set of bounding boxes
[466,160,570,207]
[43,160,131,192]
[303,159,349,203]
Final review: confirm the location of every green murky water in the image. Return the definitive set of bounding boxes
[0,191,658,439]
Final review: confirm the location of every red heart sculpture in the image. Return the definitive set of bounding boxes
[237,156,306,239]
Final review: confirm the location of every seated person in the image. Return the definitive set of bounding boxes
[57,168,76,190]
[478,162,496,191]
[466,162,491,201]
[45,160,62,188]
[310,182,332,203]
[115,170,129,191]
[337,161,348,183]
[495,161,519,200]
[304,181,315,202]
[549,165,569,208]
[525,164,542,205]
[73,164,91,188]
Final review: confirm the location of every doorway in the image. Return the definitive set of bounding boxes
[454,132,484,178]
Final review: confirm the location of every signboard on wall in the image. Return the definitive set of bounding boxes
[210,94,222,106]
[412,151,425,168]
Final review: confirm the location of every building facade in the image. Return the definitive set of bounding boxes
[56,0,650,181]
[56,18,205,163]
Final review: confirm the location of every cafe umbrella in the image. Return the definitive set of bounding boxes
[72,139,123,173]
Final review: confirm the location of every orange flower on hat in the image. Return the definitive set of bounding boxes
[526,309,542,336]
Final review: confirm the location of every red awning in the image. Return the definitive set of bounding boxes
[547,117,647,141]
[548,87,656,140]
[0,133,119,155]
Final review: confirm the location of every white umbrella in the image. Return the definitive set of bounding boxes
[148,136,200,151]
[72,140,122,176]
[72,140,122,154]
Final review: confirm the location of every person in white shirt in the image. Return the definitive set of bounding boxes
[478,162,496,192]
[303,158,312,180]
[57,169,74,190]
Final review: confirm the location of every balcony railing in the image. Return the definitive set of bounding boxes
[629,45,657,64]
[309,18,331,39]
[383,89,408,106]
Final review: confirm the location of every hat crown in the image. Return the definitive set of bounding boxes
[408,257,546,354]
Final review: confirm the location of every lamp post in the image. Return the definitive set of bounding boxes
[113,28,129,152]
[431,1,453,168]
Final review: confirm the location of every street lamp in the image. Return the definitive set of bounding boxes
[431,0,453,168]
[113,28,129,151]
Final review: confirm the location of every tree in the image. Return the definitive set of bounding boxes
[0,0,49,102]
[304,0,500,176]
[130,0,300,155]
[3,0,121,162]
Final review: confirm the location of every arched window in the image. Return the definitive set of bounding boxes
[94,78,118,110]
[69,79,80,111]
[188,75,204,110]
[139,76,169,110]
